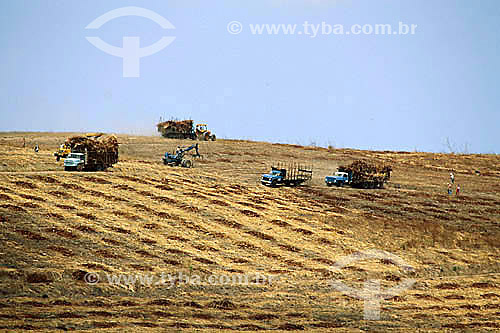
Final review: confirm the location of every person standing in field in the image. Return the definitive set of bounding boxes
[450,172,455,184]
[447,183,452,195]
[456,184,460,195]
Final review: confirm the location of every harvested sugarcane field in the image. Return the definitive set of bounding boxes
[0,132,499,332]
[2,2,500,332]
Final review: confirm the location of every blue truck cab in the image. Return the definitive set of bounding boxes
[325,171,350,187]
[64,153,85,171]
[261,168,285,187]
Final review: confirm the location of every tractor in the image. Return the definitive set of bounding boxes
[54,143,71,161]
[162,143,201,168]
[195,124,216,141]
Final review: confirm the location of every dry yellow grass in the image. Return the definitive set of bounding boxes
[0,132,499,331]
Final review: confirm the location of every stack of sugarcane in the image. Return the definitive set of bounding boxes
[66,134,119,162]
[338,160,392,187]
[157,120,194,138]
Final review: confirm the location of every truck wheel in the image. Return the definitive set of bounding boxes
[64,166,70,171]
[182,159,192,168]
[56,156,60,162]
[211,134,216,141]
[77,164,83,172]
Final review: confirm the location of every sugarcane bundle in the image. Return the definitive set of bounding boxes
[338,160,392,186]
[157,119,195,138]
[66,134,118,157]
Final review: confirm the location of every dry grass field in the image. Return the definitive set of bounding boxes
[0,132,499,332]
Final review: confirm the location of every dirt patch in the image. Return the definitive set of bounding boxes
[82,263,110,272]
[193,257,216,265]
[163,259,181,266]
[136,249,157,258]
[210,199,230,207]
[49,191,70,198]
[471,282,497,289]
[278,244,300,253]
[82,176,112,185]
[114,300,138,307]
[192,244,219,252]
[18,193,44,201]
[0,193,11,201]
[72,224,97,233]
[206,299,236,310]
[76,212,98,221]
[61,183,85,191]
[112,210,141,221]
[155,184,173,191]
[293,228,314,235]
[236,241,259,251]
[262,252,281,260]
[108,226,131,234]
[271,219,291,227]
[148,299,173,306]
[153,211,171,219]
[435,282,460,290]
[166,235,189,242]
[140,238,156,245]
[95,249,124,260]
[313,258,336,265]
[31,175,57,183]
[51,299,73,306]
[246,230,275,241]
[21,202,40,208]
[316,237,334,245]
[87,310,115,317]
[92,322,120,329]
[413,294,442,301]
[13,180,37,189]
[240,209,261,218]
[130,264,152,271]
[102,238,122,245]
[0,204,26,212]
[113,184,137,192]
[249,313,279,320]
[15,229,47,241]
[25,271,56,283]
[55,203,76,211]
[444,294,465,300]
[79,200,101,208]
[47,245,74,256]
[214,217,243,229]
[165,248,189,256]
[278,323,305,330]
[284,259,304,268]
[231,257,249,264]
[143,223,160,230]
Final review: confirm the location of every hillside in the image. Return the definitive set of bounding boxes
[0,132,499,332]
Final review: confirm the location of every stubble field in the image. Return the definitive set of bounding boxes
[0,132,499,332]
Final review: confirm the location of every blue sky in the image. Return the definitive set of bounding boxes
[1,0,499,153]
